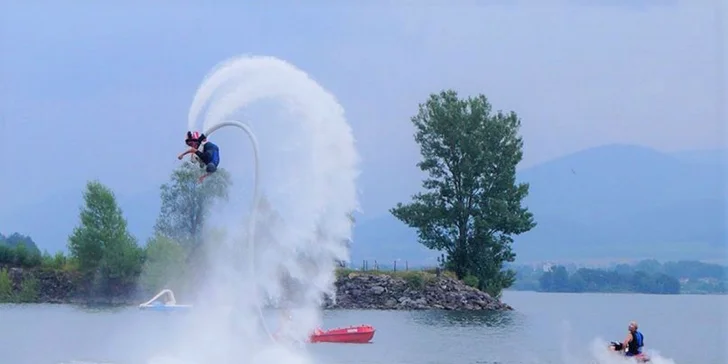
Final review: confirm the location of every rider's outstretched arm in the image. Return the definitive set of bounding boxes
[177,148,197,160]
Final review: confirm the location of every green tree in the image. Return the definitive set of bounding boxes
[139,234,187,294]
[0,233,42,267]
[390,90,536,297]
[68,180,143,295]
[41,251,68,270]
[3,233,41,255]
[154,162,231,252]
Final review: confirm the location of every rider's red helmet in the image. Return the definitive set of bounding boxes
[186,131,201,146]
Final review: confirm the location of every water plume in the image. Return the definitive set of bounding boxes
[150,55,359,363]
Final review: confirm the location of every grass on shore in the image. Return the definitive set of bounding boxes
[335,267,471,289]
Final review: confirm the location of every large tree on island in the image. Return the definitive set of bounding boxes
[390,90,536,297]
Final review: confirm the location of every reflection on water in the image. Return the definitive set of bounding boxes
[410,309,524,329]
[70,304,131,314]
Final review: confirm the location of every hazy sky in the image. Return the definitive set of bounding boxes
[1,1,725,220]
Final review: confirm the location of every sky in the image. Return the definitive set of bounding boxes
[0,1,725,226]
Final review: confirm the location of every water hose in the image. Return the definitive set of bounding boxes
[203,120,274,342]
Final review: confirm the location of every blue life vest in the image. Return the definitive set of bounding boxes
[196,142,220,166]
[626,331,644,355]
[203,142,220,165]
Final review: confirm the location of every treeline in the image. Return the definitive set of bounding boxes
[0,161,232,303]
[538,265,680,294]
[510,259,727,294]
[624,259,727,281]
[614,259,726,294]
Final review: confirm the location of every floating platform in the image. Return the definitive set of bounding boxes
[138,289,192,312]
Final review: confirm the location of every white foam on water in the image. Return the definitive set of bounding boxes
[584,338,677,364]
[554,321,679,364]
[146,55,359,364]
[554,337,678,364]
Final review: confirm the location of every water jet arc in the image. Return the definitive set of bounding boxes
[202,119,273,342]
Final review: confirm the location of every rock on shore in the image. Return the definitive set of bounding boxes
[326,272,513,311]
[5,267,78,303]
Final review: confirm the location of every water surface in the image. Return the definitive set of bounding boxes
[1,291,725,364]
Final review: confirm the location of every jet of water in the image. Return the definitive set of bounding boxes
[150,55,359,364]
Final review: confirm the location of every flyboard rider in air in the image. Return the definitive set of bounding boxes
[178,131,221,183]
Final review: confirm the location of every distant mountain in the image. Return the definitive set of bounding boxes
[512,144,726,262]
[517,144,723,224]
[351,144,727,264]
[670,148,728,166]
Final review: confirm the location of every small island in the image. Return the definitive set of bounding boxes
[330,269,511,311]
[0,261,511,311]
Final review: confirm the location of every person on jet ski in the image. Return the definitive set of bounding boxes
[177,131,221,183]
[622,321,645,357]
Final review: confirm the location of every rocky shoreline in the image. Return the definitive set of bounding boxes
[327,271,512,311]
[2,267,512,311]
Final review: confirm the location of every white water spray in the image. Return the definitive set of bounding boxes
[582,338,677,364]
[149,55,359,363]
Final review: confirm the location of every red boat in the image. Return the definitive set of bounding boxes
[309,325,375,344]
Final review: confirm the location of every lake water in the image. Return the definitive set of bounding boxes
[1,291,726,364]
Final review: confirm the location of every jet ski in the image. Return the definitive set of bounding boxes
[608,341,650,362]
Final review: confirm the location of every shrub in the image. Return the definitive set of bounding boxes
[463,275,479,288]
[404,272,425,289]
[442,270,458,279]
[393,271,436,289]
[335,268,356,279]
[16,275,39,303]
[41,251,68,270]
[0,268,12,302]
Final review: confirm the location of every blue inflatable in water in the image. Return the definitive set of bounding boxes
[138,289,192,312]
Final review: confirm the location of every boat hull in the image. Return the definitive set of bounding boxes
[309,325,375,344]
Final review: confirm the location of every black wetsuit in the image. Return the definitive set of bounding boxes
[626,331,644,356]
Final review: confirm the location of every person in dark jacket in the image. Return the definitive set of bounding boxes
[177,131,221,183]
